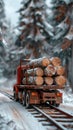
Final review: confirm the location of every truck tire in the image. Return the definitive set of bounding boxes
[14,90,18,101]
[22,91,26,106]
[25,92,30,108]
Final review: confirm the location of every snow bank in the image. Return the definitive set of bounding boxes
[0,114,23,130]
[0,77,16,95]
[60,86,73,115]
[0,77,16,89]
[62,87,73,106]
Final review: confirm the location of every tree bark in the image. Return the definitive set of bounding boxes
[22,76,44,86]
[71,43,73,92]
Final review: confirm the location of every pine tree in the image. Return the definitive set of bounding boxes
[0,0,6,29]
[45,0,71,50]
[17,0,53,58]
[45,0,73,90]
[18,0,72,59]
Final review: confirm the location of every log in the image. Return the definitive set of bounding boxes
[25,67,44,76]
[56,66,65,75]
[55,76,66,86]
[44,65,56,76]
[22,76,44,86]
[45,77,53,85]
[51,57,61,67]
[28,57,50,67]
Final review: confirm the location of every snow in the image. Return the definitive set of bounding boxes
[2,39,8,47]
[0,78,73,130]
[64,0,73,4]
[0,78,7,83]
[0,84,46,130]
[0,115,22,130]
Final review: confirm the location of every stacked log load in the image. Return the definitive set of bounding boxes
[22,57,66,86]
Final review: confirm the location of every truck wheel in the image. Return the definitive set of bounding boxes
[14,90,18,101]
[22,91,26,106]
[25,92,30,108]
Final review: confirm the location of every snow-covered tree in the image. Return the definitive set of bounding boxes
[45,0,73,90]
[0,0,6,29]
[45,0,71,50]
[17,0,53,58]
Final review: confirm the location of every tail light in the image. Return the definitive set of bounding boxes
[31,92,38,96]
[56,93,62,97]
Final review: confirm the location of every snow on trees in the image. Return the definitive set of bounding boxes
[45,0,71,49]
[17,0,53,58]
[0,0,6,28]
[17,0,73,59]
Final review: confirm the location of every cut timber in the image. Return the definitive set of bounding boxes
[51,57,61,67]
[56,66,65,75]
[44,65,56,76]
[45,77,53,85]
[22,76,44,86]
[25,67,44,76]
[28,57,50,67]
[55,76,66,86]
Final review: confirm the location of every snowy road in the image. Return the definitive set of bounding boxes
[0,93,45,130]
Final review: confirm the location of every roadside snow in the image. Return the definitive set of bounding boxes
[0,78,7,83]
[60,86,73,115]
[0,78,46,130]
[0,115,22,130]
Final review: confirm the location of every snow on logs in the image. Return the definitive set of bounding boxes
[22,57,66,86]
[27,57,51,67]
[44,65,56,76]
[25,67,44,76]
[22,76,44,86]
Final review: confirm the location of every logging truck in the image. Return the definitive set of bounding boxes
[13,57,66,108]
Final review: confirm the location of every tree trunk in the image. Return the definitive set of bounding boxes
[56,66,65,75]
[45,77,53,85]
[71,44,73,92]
[51,57,61,67]
[25,67,44,76]
[28,57,50,67]
[44,65,56,76]
[22,76,44,86]
[55,76,66,86]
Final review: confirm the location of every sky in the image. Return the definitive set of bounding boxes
[4,0,70,27]
[4,0,21,26]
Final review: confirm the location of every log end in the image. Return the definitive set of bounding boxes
[56,66,65,75]
[45,65,56,76]
[42,57,50,67]
[36,67,44,76]
[45,77,53,85]
[36,77,44,86]
[51,57,61,67]
[55,76,66,86]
